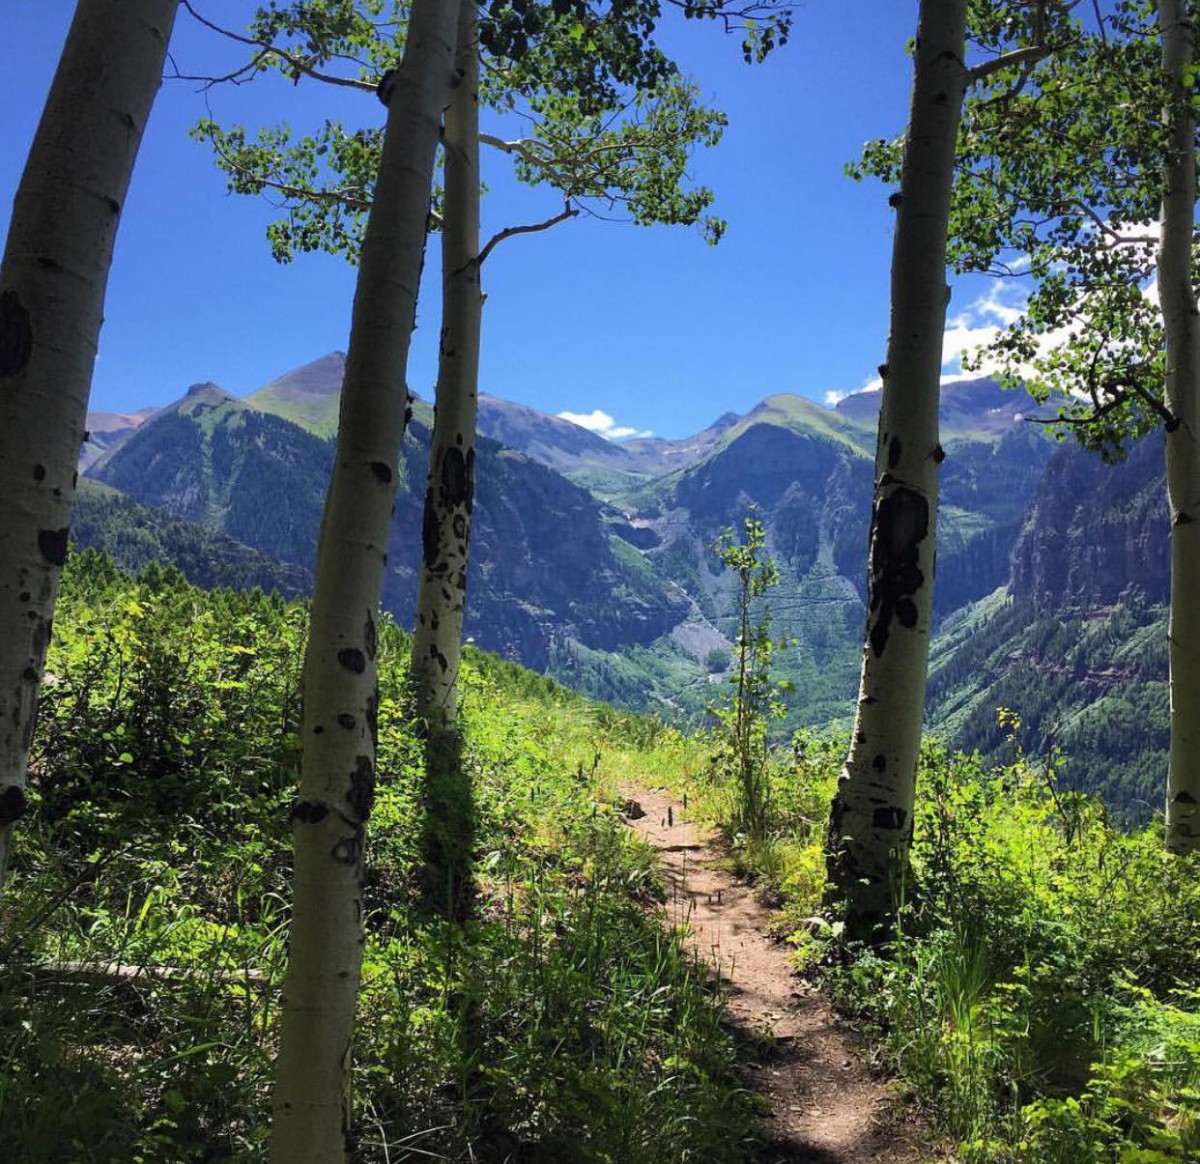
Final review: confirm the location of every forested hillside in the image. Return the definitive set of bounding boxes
[928,436,1173,820]
[78,357,1056,731]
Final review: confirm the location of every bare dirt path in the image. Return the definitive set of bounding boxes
[623,785,937,1164]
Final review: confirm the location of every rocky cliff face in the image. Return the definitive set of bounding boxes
[81,357,1060,727]
[88,390,689,674]
[926,431,1173,821]
[1010,436,1168,609]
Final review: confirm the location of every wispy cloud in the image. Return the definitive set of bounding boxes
[557,408,654,441]
[941,282,1030,376]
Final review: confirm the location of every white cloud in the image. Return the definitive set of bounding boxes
[824,389,849,406]
[557,408,654,441]
[941,282,1030,376]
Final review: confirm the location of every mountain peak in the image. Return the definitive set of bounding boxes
[185,381,229,400]
[245,352,348,435]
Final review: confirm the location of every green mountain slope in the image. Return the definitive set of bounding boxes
[71,479,310,595]
[87,386,691,678]
[927,436,1172,821]
[81,355,1059,741]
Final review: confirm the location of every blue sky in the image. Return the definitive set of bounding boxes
[2,1,1011,439]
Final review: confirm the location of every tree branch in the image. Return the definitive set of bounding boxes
[478,205,578,266]
[971,43,1052,84]
[181,0,374,92]
[205,131,373,211]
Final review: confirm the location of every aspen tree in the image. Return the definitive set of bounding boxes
[268,0,458,1155]
[826,0,970,941]
[0,0,180,892]
[411,0,482,916]
[1156,0,1200,852]
[827,0,1059,940]
[883,1,1198,852]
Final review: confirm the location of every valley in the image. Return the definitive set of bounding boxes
[74,351,1169,817]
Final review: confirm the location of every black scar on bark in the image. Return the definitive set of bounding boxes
[888,438,902,470]
[421,487,439,566]
[347,755,375,822]
[370,461,392,484]
[0,785,28,825]
[1176,790,1198,805]
[932,445,946,464]
[872,754,887,772]
[21,667,37,682]
[452,512,467,540]
[0,289,33,376]
[867,486,928,658]
[366,689,379,751]
[332,827,364,865]
[33,464,45,482]
[290,799,329,825]
[38,528,69,568]
[873,806,907,830]
[375,68,396,106]
[1174,512,1193,527]
[32,614,52,665]
[338,648,366,674]
[337,713,356,730]
[439,445,474,511]
[364,611,377,661]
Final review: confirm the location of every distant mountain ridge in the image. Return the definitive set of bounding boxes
[79,352,1062,741]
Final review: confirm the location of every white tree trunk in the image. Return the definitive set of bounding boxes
[268,0,458,1156]
[1159,0,1200,855]
[826,0,968,941]
[410,0,481,919]
[0,0,179,892]
[412,0,482,729]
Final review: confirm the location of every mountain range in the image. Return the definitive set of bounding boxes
[75,353,1171,818]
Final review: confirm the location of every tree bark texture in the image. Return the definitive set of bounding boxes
[411,0,482,920]
[268,0,458,1157]
[412,0,482,729]
[1159,0,1200,855]
[0,0,180,892]
[826,0,968,941]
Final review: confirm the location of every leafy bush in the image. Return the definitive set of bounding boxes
[1,552,759,1162]
[699,707,1200,1163]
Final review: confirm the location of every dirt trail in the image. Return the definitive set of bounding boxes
[624,786,935,1164]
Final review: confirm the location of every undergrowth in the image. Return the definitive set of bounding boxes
[0,552,758,1162]
[693,717,1200,1162]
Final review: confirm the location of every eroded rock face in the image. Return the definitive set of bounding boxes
[82,367,1062,722]
[89,398,690,672]
[1012,436,1168,610]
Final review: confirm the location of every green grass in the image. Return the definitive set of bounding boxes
[1,554,760,1162]
[687,725,1200,1163]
